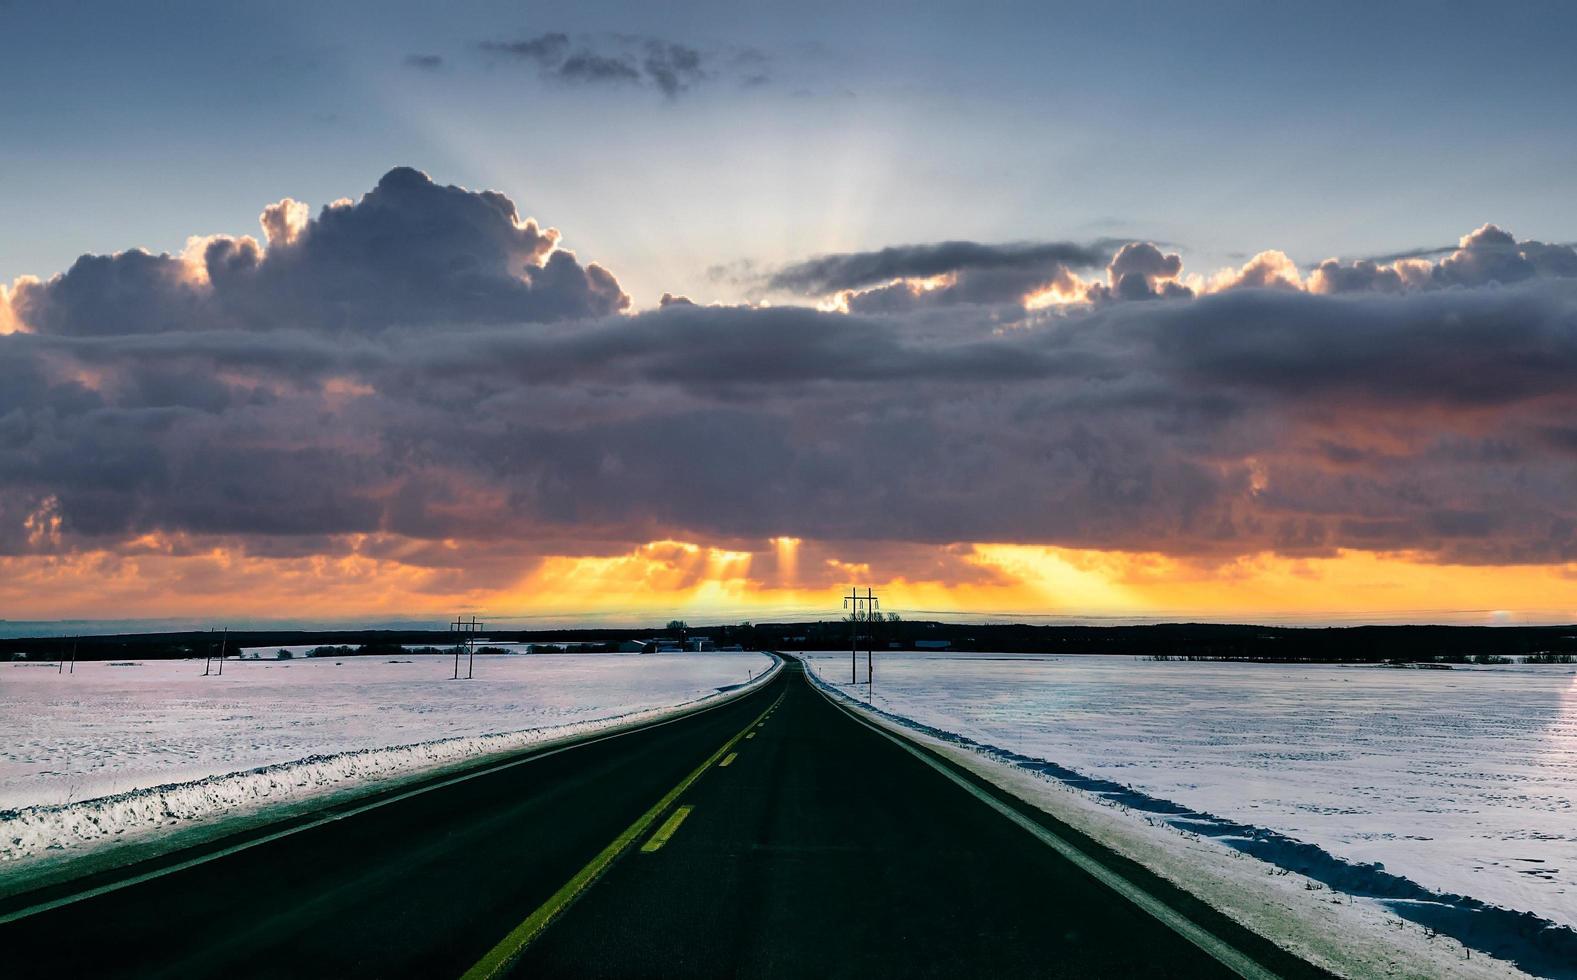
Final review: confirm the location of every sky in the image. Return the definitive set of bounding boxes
[4,0,1577,627]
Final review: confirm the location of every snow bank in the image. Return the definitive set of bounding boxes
[2,652,778,868]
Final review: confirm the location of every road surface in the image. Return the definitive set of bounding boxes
[1,658,1328,978]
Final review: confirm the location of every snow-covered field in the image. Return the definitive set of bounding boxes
[1,651,775,864]
[804,652,1577,973]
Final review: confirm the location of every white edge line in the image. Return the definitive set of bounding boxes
[804,662,1281,980]
[0,654,784,926]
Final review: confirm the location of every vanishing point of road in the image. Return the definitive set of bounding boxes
[0,657,1330,979]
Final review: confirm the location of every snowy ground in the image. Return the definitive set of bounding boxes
[1,651,775,865]
[804,652,1577,976]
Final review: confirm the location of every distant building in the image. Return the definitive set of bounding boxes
[914,639,951,650]
[685,638,716,652]
[623,638,685,653]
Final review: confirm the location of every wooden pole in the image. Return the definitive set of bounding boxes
[844,586,859,684]
[865,587,877,687]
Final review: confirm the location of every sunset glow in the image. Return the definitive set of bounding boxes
[2,536,1574,626]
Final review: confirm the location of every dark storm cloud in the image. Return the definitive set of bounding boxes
[8,190,1577,567]
[10,249,211,335]
[1141,284,1577,409]
[479,32,738,98]
[403,53,443,70]
[768,240,1113,295]
[11,167,627,336]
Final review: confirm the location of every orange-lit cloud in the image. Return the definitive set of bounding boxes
[2,536,1574,626]
[0,280,29,334]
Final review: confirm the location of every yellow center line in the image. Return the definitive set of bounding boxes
[639,805,694,852]
[459,688,783,980]
[718,752,738,768]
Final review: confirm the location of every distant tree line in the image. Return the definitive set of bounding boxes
[5,621,1577,664]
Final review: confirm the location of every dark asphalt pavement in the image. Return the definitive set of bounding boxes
[1,658,1329,979]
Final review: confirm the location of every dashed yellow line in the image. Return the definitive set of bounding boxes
[746,732,756,740]
[459,689,782,980]
[718,752,738,768]
[640,805,695,852]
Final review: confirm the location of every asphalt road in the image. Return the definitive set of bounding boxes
[2,658,1329,979]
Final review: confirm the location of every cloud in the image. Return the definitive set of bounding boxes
[11,167,627,336]
[774,238,1197,311]
[1086,242,1193,302]
[1307,258,1411,294]
[403,53,443,71]
[1432,223,1534,286]
[1307,226,1577,295]
[641,40,706,97]
[479,32,745,98]
[481,33,570,63]
[768,240,1112,295]
[558,51,642,86]
[1208,250,1305,292]
[0,281,22,334]
[8,187,1577,577]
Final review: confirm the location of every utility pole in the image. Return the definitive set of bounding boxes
[843,586,878,686]
[843,587,861,684]
[864,587,879,691]
[450,615,483,679]
[69,636,77,675]
[217,627,227,676]
[204,628,213,676]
